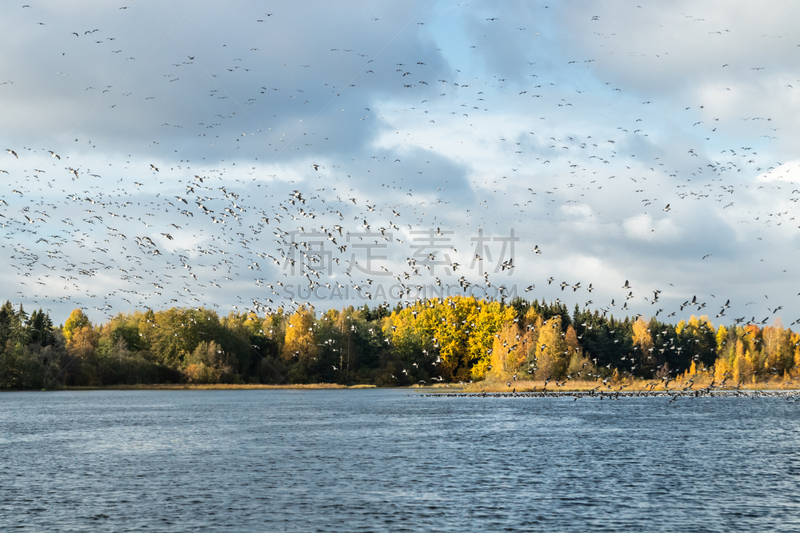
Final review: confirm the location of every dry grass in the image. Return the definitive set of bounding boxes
[61,383,374,391]
[459,375,800,393]
[52,375,800,393]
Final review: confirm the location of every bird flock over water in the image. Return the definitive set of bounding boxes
[426,389,800,403]
[1,1,800,328]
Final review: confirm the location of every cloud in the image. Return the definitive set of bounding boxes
[1,0,800,325]
[623,213,677,240]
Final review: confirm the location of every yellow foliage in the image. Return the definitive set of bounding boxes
[67,325,99,361]
[566,350,594,377]
[468,299,516,380]
[485,321,527,382]
[714,358,729,382]
[282,306,317,363]
[382,296,514,381]
[794,347,800,377]
[63,308,91,343]
[632,317,653,354]
[185,363,215,384]
[716,324,728,354]
[533,316,568,380]
[733,349,753,383]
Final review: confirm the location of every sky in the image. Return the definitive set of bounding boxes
[1,0,799,327]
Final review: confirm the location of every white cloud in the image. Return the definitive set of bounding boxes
[1,0,800,324]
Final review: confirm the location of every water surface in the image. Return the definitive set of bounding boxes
[2,389,799,532]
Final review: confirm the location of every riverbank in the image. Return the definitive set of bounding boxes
[423,389,800,400]
[3,378,798,393]
[454,377,800,394]
[46,383,377,391]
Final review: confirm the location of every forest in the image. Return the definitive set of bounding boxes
[1,296,798,390]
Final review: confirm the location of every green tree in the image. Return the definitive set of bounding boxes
[9,304,30,346]
[28,309,54,346]
[0,301,14,348]
[149,307,222,367]
[184,341,237,384]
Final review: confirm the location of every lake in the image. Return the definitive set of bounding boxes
[2,389,800,532]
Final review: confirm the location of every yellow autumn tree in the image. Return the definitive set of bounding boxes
[533,315,568,380]
[523,306,540,332]
[68,325,98,360]
[564,324,592,377]
[184,340,236,384]
[429,297,473,379]
[383,302,431,364]
[383,297,514,381]
[733,347,754,384]
[714,355,731,383]
[632,317,653,354]
[282,306,317,364]
[67,324,100,386]
[762,321,792,375]
[525,314,544,371]
[63,308,91,344]
[468,299,516,380]
[716,324,729,355]
[486,321,526,382]
[793,331,800,378]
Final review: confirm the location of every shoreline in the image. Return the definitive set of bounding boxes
[2,382,800,393]
[0,383,379,392]
[424,389,800,399]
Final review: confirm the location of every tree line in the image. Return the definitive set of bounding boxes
[1,296,798,389]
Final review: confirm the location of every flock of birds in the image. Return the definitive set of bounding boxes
[1,2,799,337]
[427,389,800,403]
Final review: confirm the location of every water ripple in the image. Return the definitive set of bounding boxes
[1,390,800,532]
